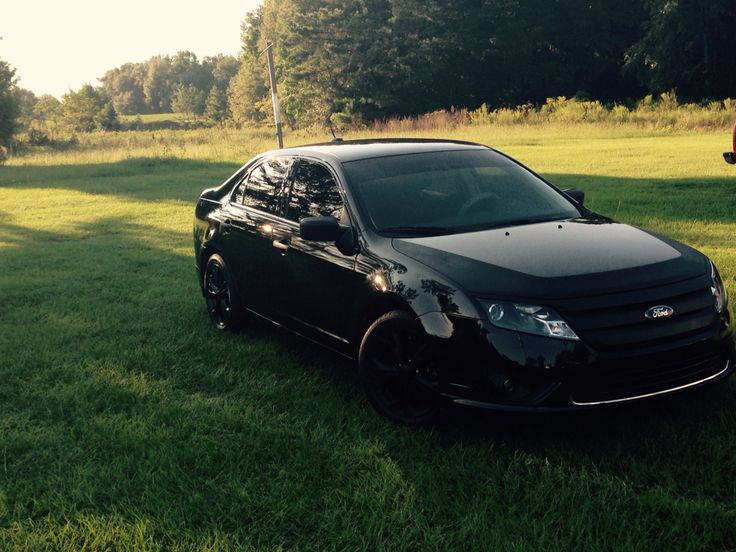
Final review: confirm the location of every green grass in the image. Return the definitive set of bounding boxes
[1,123,735,550]
[119,113,189,124]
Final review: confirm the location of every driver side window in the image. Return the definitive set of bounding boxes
[285,160,343,222]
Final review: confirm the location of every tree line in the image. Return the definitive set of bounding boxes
[0,51,240,151]
[1,0,735,152]
[99,51,239,117]
[232,0,736,127]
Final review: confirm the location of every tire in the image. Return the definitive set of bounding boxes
[202,253,243,331]
[358,310,442,424]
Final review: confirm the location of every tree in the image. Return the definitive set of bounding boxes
[278,0,395,125]
[32,95,62,128]
[235,0,651,127]
[100,63,147,115]
[227,7,271,127]
[144,55,174,113]
[0,58,19,148]
[13,87,37,121]
[170,83,205,120]
[626,0,736,99]
[227,57,269,126]
[207,54,240,90]
[171,51,212,93]
[95,101,119,131]
[61,85,118,132]
[204,85,228,124]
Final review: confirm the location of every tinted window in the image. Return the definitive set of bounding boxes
[342,150,580,233]
[285,161,343,222]
[233,157,291,214]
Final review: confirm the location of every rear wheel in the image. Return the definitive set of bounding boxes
[359,310,442,424]
[203,254,243,331]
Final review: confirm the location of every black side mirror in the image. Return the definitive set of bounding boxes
[300,216,343,241]
[300,216,359,255]
[725,123,736,164]
[563,188,585,206]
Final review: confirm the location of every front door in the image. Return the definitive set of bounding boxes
[277,159,362,345]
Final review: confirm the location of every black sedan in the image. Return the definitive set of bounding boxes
[193,139,734,423]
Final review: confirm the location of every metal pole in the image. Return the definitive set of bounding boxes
[265,42,284,149]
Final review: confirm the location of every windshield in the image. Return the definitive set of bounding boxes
[343,149,581,235]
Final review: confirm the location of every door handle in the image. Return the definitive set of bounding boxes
[224,218,247,232]
[272,239,289,252]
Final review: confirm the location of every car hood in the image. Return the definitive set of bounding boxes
[392,218,709,300]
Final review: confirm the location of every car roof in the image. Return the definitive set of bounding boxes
[261,138,490,163]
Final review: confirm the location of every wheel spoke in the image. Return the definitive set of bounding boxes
[370,357,400,374]
[363,317,440,422]
[204,259,234,329]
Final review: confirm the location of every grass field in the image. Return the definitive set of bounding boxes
[119,113,191,124]
[1,123,735,550]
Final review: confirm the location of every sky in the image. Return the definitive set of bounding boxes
[1,0,262,98]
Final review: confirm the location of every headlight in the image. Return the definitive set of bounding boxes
[710,261,728,314]
[480,301,580,340]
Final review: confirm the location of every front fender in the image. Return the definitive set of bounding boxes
[352,245,482,341]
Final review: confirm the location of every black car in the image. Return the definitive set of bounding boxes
[193,139,733,423]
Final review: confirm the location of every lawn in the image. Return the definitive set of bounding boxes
[1,124,735,550]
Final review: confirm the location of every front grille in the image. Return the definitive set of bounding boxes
[571,350,729,404]
[557,274,718,353]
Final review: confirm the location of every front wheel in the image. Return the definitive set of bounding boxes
[359,310,442,424]
[203,253,243,331]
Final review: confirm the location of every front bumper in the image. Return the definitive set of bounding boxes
[432,314,735,412]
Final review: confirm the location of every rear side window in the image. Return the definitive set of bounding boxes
[285,161,343,222]
[232,157,291,215]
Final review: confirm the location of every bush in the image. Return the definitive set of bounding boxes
[27,127,50,145]
[460,93,736,131]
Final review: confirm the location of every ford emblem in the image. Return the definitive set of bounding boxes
[645,305,674,320]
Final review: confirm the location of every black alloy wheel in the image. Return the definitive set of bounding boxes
[359,310,442,424]
[203,254,241,331]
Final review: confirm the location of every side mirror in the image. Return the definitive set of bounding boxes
[300,216,359,255]
[300,216,343,242]
[563,188,585,206]
[724,123,736,164]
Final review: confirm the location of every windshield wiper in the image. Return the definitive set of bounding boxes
[377,225,457,236]
[462,216,567,232]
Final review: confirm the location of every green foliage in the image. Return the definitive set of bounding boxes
[229,0,649,128]
[100,62,148,115]
[0,58,19,148]
[61,85,119,132]
[13,87,37,124]
[227,57,269,127]
[101,52,240,116]
[30,95,63,139]
[207,54,240,90]
[465,94,736,130]
[204,86,228,124]
[278,0,395,126]
[170,83,205,120]
[143,55,174,113]
[626,0,736,100]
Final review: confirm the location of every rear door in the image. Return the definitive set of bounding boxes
[218,155,294,317]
